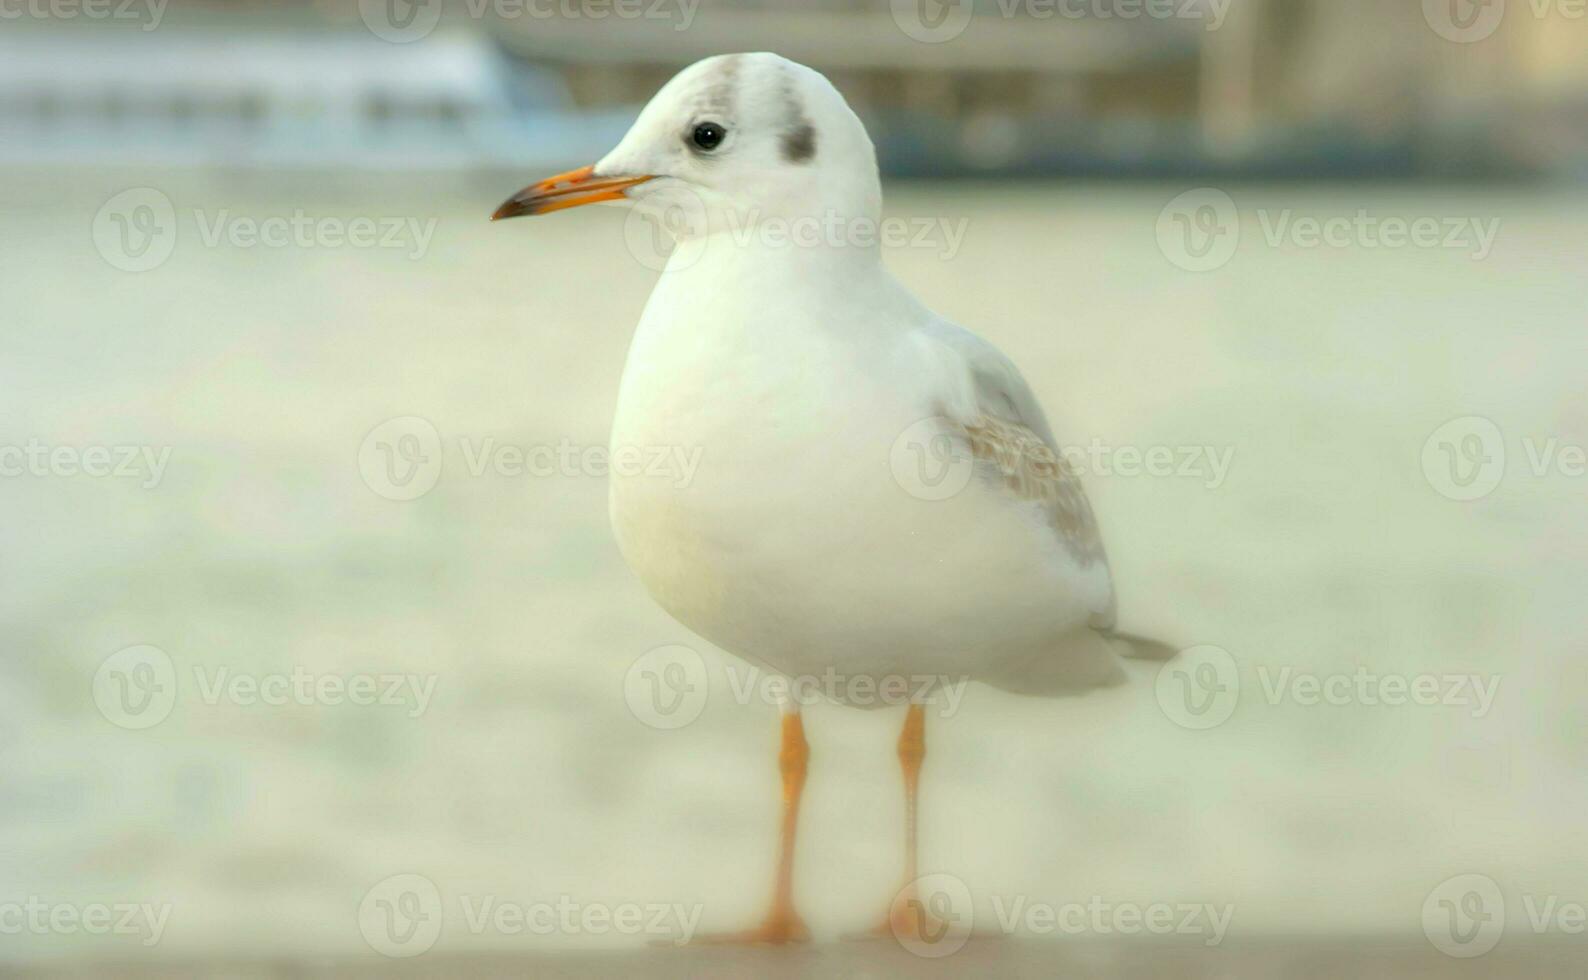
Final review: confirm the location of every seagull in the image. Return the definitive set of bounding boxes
[493,52,1173,945]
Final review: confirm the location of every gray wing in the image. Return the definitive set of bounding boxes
[914,321,1118,629]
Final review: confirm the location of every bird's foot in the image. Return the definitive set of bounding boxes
[842,890,953,944]
[657,908,811,947]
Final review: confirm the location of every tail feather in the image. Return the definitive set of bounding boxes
[978,630,1181,700]
[1107,631,1179,662]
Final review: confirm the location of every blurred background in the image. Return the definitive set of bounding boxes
[3,1,1586,976]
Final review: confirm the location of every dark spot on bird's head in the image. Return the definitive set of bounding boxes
[694,54,742,118]
[781,123,815,163]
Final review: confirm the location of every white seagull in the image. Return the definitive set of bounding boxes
[494,52,1172,945]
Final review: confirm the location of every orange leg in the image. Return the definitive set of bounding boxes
[899,702,926,886]
[849,703,949,941]
[692,710,811,944]
[889,704,937,936]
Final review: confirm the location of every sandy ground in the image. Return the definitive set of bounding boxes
[11,938,1588,979]
[2,170,1586,973]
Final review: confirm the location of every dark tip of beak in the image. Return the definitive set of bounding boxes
[491,195,537,221]
[490,167,652,223]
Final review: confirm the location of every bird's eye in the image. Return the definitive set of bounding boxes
[691,122,726,151]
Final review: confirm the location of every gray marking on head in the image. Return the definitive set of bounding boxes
[693,54,742,119]
[781,124,816,163]
[777,67,816,164]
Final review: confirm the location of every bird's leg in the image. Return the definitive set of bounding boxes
[765,707,812,937]
[888,702,941,937]
[899,701,925,885]
[849,702,949,941]
[690,706,811,945]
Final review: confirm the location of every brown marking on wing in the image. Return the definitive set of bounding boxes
[963,415,1108,569]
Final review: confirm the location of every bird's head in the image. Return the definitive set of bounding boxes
[493,53,881,236]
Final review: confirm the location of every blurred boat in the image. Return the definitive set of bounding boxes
[0,28,628,171]
[1,0,1583,178]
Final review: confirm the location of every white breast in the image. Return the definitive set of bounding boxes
[606,241,1104,690]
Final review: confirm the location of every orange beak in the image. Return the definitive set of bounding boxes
[491,165,654,220]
